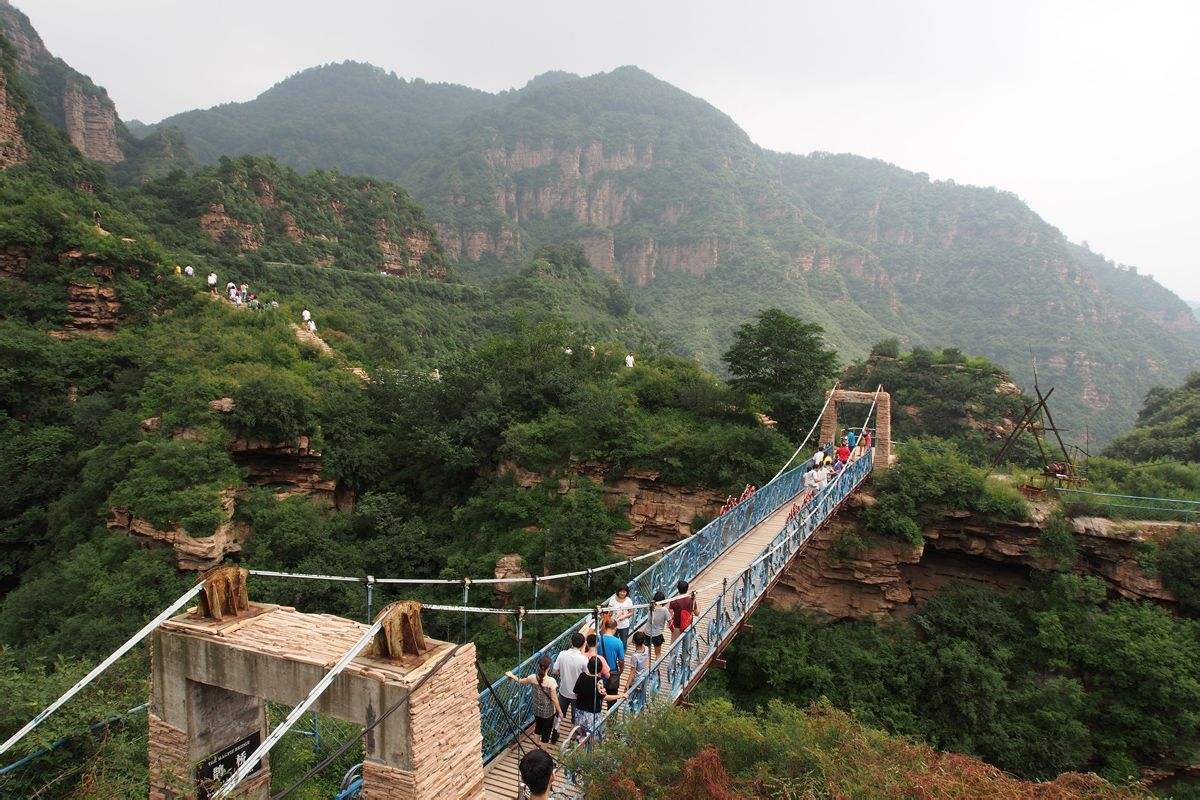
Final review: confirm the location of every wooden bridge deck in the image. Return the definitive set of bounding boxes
[481,497,800,799]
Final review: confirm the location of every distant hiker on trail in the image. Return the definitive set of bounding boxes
[625,353,635,368]
[607,585,635,646]
[306,319,317,333]
[173,264,181,276]
[518,748,555,800]
[184,265,194,277]
[573,656,625,735]
[506,654,562,744]
[207,272,217,294]
[668,580,695,632]
[552,632,588,721]
[647,591,669,659]
[302,308,311,323]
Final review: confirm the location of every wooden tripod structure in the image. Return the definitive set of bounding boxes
[990,363,1081,489]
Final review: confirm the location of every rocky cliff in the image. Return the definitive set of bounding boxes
[769,494,1183,620]
[502,461,725,556]
[0,2,125,163]
[0,66,28,168]
[108,490,249,572]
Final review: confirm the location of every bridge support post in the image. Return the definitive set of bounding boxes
[147,577,483,800]
[819,389,892,470]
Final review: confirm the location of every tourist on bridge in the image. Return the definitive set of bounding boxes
[836,438,852,464]
[573,656,626,736]
[668,580,695,632]
[518,748,555,800]
[803,463,820,501]
[606,585,635,646]
[505,654,563,745]
[627,631,651,710]
[552,632,588,721]
[597,618,625,702]
[584,633,611,679]
[647,591,669,658]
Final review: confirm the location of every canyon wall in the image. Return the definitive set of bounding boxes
[769,494,1183,620]
[0,68,28,168]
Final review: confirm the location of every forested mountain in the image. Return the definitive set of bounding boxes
[154,61,499,178]
[143,62,1200,444]
[1105,372,1200,463]
[0,1,191,181]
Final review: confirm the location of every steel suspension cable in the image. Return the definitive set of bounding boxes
[0,582,205,758]
[769,381,840,482]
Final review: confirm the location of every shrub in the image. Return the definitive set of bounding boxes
[1158,529,1200,614]
[230,372,317,443]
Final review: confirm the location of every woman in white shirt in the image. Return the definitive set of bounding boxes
[606,585,635,646]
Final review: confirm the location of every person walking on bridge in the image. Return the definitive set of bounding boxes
[518,748,555,800]
[668,580,695,632]
[552,632,587,722]
[573,656,626,736]
[606,585,635,646]
[506,654,562,745]
[647,591,669,659]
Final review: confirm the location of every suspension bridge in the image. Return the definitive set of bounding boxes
[0,388,891,800]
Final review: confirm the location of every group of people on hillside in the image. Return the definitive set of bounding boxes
[199,270,280,311]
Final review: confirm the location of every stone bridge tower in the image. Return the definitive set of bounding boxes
[819,388,892,469]
[147,569,483,800]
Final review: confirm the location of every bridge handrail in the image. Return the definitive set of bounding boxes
[570,450,873,765]
[477,456,817,761]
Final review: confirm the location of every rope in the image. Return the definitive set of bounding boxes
[269,644,468,800]
[1052,487,1200,506]
[211,617,384,799]
[0,582,205,758]
[769,381,839,482]
[246,536,692,588]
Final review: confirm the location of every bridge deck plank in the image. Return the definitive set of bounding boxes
[481,496,799,799]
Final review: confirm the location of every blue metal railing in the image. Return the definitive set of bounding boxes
[478,448,874,762]
[569,451,873,769]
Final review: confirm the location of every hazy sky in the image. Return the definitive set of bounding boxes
[17,1,1200,299]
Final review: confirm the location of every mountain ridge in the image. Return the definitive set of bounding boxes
[7,33,1197,442]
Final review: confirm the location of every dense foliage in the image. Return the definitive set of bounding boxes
[862,438,1029,545]
[843,343,1039,465]
[719,577,1200,784]
[572,699,1143,800]
[1105,372,1200,464]
[722,308,839,439]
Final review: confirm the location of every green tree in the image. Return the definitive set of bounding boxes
[722,308,838,440]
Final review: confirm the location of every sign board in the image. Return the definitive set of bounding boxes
[195,731,262,800]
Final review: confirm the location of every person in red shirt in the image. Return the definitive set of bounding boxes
[668,580,695,631]
[836,439,852,463]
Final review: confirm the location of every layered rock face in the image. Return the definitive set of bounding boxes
[198,203,263,251]
[62,83,123,163]
[61,281,119,335]
[108,490,249,572]
[228,434,344,507]
[0,68,28,168]
[769,495,1183,620]
[0,3,126,163]
[502,462,725,556]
